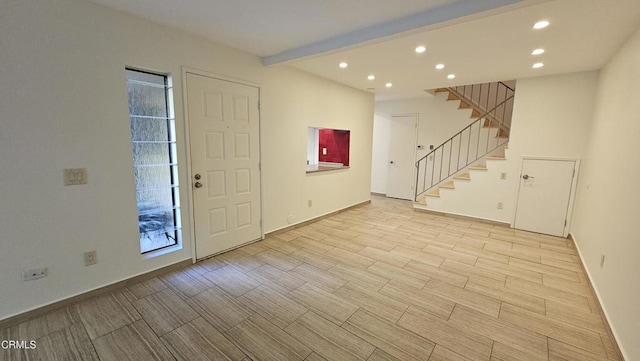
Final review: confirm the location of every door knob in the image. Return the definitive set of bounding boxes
[522,174,535,180]
[390,161,395,164]
[194,181,203,188]
[194,174,201,180]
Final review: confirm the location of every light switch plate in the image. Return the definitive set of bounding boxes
[64,168,88,186]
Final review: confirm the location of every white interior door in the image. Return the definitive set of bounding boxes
[386,115,417,200]
[514,158,576,237]
[186,73,262,259]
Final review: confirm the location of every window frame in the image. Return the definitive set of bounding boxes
[125,68,182,255]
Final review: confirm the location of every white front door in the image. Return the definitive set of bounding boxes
[386,115,418,200]
[186,73,262,259]
[514,158,576,237]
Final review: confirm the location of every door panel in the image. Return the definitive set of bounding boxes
[386,115,418,200]
[187,73,261,259]
[514,159,575,237]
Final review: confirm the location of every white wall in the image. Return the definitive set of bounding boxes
[261,66,373,231]
[373,92,476,195]
[0,0,373,320]
[571,24,640,360]
[420,155,512,222]
[499,72,598,224]
[507,73,597,160]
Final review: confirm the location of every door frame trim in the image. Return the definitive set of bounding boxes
[511,156,580,237]
[181,67,264,263]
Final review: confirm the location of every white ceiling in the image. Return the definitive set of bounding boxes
[292,0,640,100]
[87,0,472,56]
[87,0,640,100]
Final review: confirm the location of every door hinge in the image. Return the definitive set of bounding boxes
[260,218,263,227]
[572,169,575,178]
[258,100,261,110]
[564,219,567,226]
[258,161,261,170]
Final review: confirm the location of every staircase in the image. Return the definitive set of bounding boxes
[415,81,515,204]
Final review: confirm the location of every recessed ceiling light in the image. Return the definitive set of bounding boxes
[367,75,375,80]
[533,20,550,29]
[532,62,544,69]
[339,62,348,68]
[415,46,426,54]
[531,48,545,55]
[385,82,393,88]
[435,64,445,70]
[447,74,456,79]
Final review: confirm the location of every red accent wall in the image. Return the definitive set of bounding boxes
[318,129,350,166]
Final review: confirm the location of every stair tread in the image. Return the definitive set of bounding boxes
[486,156,506,160]
[425,189,440,197]
[439,181,455,189]
[453,173,471,180]
[482,119,500,128]
[469,165,487,170]
[414,197,427,205]
[447,93,460,101]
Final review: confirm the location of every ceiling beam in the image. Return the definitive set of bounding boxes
[262,0,526,66]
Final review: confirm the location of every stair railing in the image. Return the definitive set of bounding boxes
[414,90,515,202]
[448,81,515,130]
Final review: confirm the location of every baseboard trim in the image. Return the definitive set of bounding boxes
[266,200,371,237]
[413,206,510,228]
[0,258,192,330]
[568,232,626,361]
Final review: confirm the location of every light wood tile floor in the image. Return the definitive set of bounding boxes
[0,196,622,361]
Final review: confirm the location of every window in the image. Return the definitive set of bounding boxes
[126,69,181,254]
[306,127,350,173]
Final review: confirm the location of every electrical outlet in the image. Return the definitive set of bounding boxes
[85,251,97,266]
[600,254,605,268]
[500,172,507,180]
[308,200,312,207]
[23,268,47,281]
[497,202,503,209]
